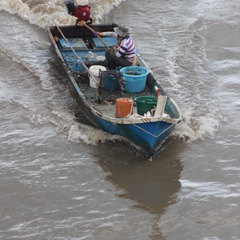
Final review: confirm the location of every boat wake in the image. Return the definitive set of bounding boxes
[158,17,224,142]
[0,0,124,29]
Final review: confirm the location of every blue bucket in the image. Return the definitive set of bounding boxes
[120,66,149,93]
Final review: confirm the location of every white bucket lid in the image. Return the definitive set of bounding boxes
[89,65,106,74]
[75,0,89,5]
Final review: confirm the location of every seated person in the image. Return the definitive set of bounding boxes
[94,24,136,70]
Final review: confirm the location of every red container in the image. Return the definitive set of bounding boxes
[115,98,133,118]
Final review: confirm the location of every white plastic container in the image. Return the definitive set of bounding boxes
[89,65,106,88]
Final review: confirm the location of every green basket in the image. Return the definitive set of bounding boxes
[134,96,157,115]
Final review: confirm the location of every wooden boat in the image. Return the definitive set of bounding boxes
[47,23,182,158]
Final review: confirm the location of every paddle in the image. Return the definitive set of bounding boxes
[154,95,167,117]
[78,20,110,50]
[154,87,167,118]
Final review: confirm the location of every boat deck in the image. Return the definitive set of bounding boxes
[75,75,153,118]
[55,35,171,119]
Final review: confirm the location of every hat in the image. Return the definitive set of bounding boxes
[114,24,129,37]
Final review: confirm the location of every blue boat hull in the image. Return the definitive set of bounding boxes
[94,116,174,157]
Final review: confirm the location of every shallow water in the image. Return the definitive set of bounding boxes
[0,0,240,239]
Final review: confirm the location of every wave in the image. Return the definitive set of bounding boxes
[0,0,125,29]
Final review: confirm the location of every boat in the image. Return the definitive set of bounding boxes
[47,22,182,158]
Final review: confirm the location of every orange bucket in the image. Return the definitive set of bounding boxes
[115,98,133,118]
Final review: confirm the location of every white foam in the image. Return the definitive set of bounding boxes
[0,0,125,28]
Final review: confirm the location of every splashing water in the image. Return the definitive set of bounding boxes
[0,0,125,28]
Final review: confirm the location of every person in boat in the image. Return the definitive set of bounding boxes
[64,0,92,24]
[94,24,136,70]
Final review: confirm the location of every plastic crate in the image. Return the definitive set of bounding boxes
[101,70,122,92]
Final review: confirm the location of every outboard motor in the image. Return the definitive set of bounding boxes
[64,0,92,23]
[73,5,91,22]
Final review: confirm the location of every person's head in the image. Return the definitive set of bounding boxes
[114,24,129,38]
[65,0,75,15]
